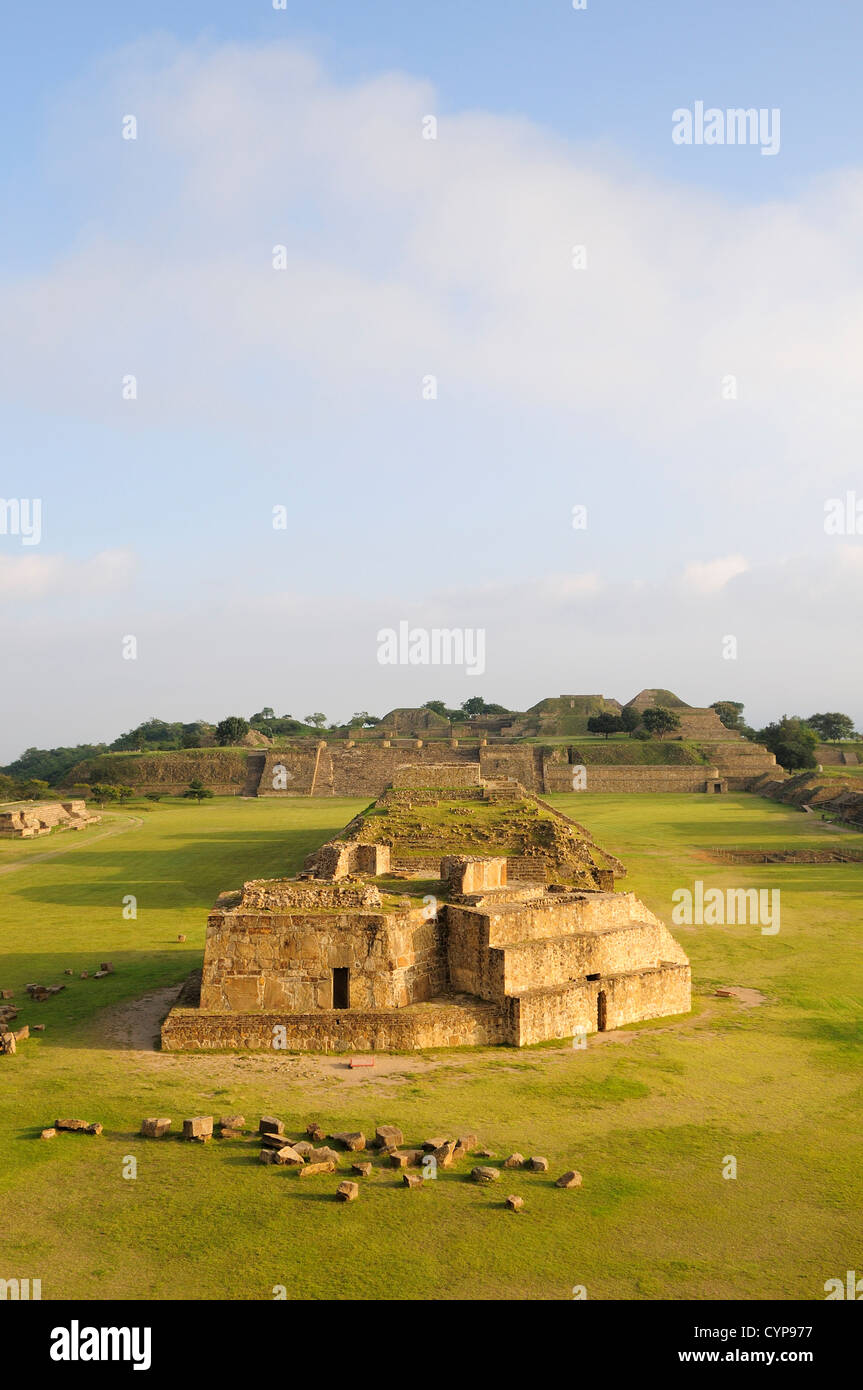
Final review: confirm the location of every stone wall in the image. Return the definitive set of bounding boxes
[65,751,250,795]
[238,878,382,910]
[306,842,391,880]
[200,902,446,1013]
[441,856,507,893]
[162,997,506,1052]
[479,746,543,790]
[393,763,481,789]
[509,963,691,1046]
[257,745,320,796]
[544,765,719,793]
[445,889,686,1009]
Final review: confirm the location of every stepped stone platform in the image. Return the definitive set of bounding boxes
[162,783,690,1053]
[0,800,100,839]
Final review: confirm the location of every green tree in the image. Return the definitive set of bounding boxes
[757,716,818,770]
[304,713,327,729]
[642,707,681,740]
[710,700,746,730]
[620,706,641,736]
[215,716,249,745]
[89,783,120,807]
[807,712,856,743]
[587,713,624,740]
[184,779,214,801]
[461,697,486,718]
[1,743,107,786]
[423,700,448,716]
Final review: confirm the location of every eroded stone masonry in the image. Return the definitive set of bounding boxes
[162,776,690,1053]
[0,801,100,839]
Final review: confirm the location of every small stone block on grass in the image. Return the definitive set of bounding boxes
[260,1131,291,1150]
[528,1156,549,1172]
[273,1145,305,1166]
[471,1166,501,1184]
[259,1116,284,1136]
[141,1118,172,1138]
[299,1160,336,1178]
[506,1195,524,1211]
[375,1124,403,1150]
[331,1131,365,1151]
[182,1116,213,1142]
[432,1144,456,1169]
[337,1181,359,1202]
[555,1170,583,1189]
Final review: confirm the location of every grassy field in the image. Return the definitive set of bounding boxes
[1,793,860,1301]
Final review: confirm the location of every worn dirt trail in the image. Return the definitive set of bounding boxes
[0,815,143,876]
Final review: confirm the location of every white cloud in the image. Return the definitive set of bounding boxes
[0,549,135,600]
[682,554,749,594]
[1,40,862,497]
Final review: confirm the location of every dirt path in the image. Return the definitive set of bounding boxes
[0,815,143,876]
[97,980,764,1093]
[102,983,186,1051]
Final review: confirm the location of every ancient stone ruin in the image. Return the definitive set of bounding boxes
[162,777,690,1052]
[0,800,100,839]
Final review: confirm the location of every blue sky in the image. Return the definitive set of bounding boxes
[1,1,862,759]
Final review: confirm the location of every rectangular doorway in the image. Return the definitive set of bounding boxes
[332,967,350,1009]
[597,989,607,1032]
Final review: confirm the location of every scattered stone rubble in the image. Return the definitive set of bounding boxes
[36,1108,583,1207]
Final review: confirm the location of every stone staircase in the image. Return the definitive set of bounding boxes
[700,740,781,789]
[482,777,525,804]
[242,752,266,796]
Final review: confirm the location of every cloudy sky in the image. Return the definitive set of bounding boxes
[1,0,862,762]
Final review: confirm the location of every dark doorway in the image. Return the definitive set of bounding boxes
[714,782,722,793]
[332,968,350,1009]
[597,989,607,1032]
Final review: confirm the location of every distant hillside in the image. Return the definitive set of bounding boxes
[62,749,253,795]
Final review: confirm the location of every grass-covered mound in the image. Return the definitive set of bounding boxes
[336,791,624,883]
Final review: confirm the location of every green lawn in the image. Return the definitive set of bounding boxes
[0,794,860,1301]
